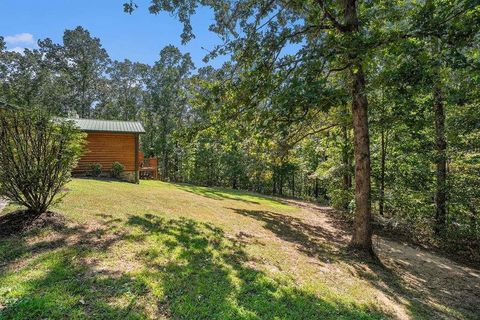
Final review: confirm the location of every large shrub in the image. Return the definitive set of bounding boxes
[0,108,85,215]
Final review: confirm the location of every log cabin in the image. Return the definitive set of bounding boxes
[69,118,145,183]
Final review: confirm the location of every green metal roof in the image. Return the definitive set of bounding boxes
[66,118,146,133]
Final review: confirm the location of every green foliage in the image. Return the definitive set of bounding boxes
[2,0,480,257]
[0,108,85,214]
[140,45,194,181]
[87,163,102,177]
[111,161,125,179]
[62,26,110,118]
[99,59,148,120]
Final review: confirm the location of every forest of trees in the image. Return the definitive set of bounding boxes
[1,0,479,258]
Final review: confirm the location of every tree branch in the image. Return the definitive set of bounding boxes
[315,0,349,32]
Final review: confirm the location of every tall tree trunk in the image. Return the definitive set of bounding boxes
[342,123,352,209]
[344,0,373,254]
[292,173,295,198]
[434,83,447,234]
[279,171,284,196]
[349,62,373,254]
[379,127,386,216]
[272,170,277,194]
[173,144,180,182]
[162,150,168,181]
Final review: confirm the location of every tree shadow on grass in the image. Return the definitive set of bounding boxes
[174,183,292,207]
[228,208,480,319]
[4,206,465,319]
[0,210,55,238]
[0,216,152,319]
[127,214,388,320]
[231,208,348,264]
[0,211,388,320]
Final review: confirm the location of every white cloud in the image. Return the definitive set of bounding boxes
[4,33,35,45]
[3,33,37,54]
[7,47,25,54]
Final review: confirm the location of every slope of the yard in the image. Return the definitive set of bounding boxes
[0,179,479,319]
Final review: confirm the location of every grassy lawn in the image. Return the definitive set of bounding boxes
[0,179,475,319]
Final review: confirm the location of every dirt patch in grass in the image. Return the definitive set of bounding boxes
[0,210,66,238]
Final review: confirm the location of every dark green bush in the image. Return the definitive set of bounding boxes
[111,161,124,179]
[88,163,102,177]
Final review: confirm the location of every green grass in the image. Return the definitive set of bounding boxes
[0,179,461,319]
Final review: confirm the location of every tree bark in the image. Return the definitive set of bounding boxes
[292,173,295,198]
[279,173,283,196]
[232,175,237,189]
[379,127,386,216]
[162,150,168,181]
[272,170,277,194]
[342,123,352,209]
[434,83,447,234]
[343,0,374,254]
[349,62,373,254]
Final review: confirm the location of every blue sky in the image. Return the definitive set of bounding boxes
[0,0,226,68]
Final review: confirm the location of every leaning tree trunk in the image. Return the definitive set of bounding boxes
[434,82,447,234]
[344,0,374,254]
